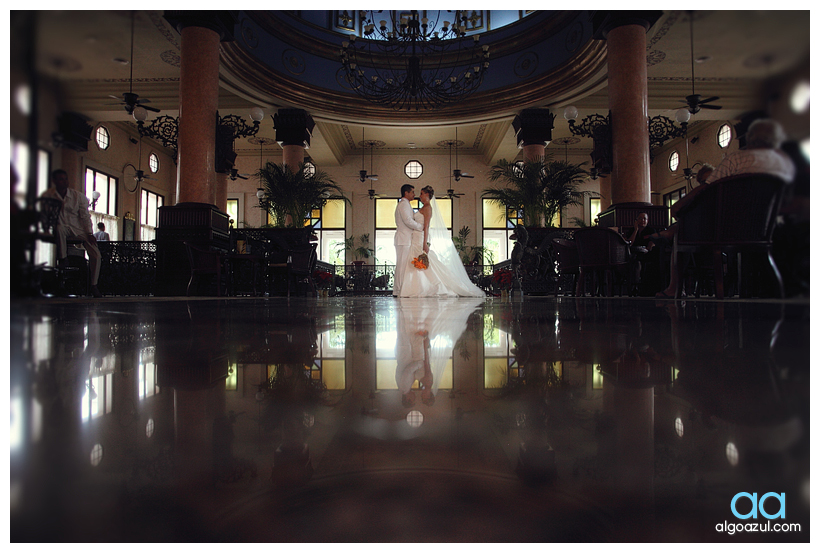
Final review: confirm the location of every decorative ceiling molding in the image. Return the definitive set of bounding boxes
[219,37,609,124]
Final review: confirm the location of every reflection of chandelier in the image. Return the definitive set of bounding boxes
[340,10,490,111]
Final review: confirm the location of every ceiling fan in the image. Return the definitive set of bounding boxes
[229,168,250,181]
[680,12,722,114]
[107,12,160,115]
[122,136,155,192]
[451,128,473,182]
[357,129,379,182]
[366,188,382,200]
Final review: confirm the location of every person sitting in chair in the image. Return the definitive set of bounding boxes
[93,222,110,241]
[41,169,102,297]
[653,119,795,299]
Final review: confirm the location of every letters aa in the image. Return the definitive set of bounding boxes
[731,492,786,520]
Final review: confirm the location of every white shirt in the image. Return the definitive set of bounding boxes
[41,187,93,236]
[94,231,110,241]
[707,148,796,184]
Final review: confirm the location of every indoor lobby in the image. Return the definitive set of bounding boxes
[9,10,810,543]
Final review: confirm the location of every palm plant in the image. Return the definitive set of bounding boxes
[484,157,591,228]
[335,233,376,263]
[256,161,348,228]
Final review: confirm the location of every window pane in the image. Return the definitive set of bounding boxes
[590,198,601,223]
[434,197,452,229]
[322,359,345,390]
[376,198,398,228]
[322,199,345,228]
[484,358,509,389]
[140,190,148,225]
[226,199,238,227]
[147,193,158,227]
[483,200,506,229]
[483,229,511,263]
[375,229,397,266]
[321,230,345,265]
[376,359,398,390]
[95,172,109,214]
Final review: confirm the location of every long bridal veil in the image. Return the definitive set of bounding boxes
[427,195,485,297]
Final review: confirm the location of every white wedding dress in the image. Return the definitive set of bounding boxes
[399,200,485,298]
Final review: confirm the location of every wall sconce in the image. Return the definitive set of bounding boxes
[648,108,690,151]
[134,106,179,161]
[90,190,100,210]
[563,106,612,176]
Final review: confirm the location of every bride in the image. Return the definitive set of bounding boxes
[399,186,485,297]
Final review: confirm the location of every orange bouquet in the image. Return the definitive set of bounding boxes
[412,252,429,270]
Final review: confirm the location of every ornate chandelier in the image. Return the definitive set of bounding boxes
[340,10,490,111]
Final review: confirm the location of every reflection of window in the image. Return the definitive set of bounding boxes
[717,124,732,148]
[226,363,238,391]
[483,313,515,389]
[725,442,739,467]
[138,348,159,399]
[140,189,164,241]
[82,374,113,422]
[95,126,110,150]
[317,314,346,390]
[90,444,104,467]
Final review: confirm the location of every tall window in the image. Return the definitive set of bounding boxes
[482,199,521,265]
[85,167,118,239]
[140,189,164,241]
[590,198,601,225]
[664,187,686,221]
[374,197,452,266]
[12,139,51,265]
[311,199,346,265]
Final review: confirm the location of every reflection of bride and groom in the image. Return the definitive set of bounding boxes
[393,184,485,298]
[395,297,483,409]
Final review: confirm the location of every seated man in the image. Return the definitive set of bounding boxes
[654,119,796,298]
[625,213,660,295]
[41,169,102,297]
[94,222,110,241]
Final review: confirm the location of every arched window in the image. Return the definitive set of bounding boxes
[668,151,679,172]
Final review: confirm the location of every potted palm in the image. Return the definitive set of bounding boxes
[484,156,591,229]
[335,233,376,265]
[452,225,494,265]
[256,161,349,228]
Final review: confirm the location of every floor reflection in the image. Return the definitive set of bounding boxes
[10,296,810,542]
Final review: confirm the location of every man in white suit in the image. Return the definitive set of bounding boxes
[393,184,425,296]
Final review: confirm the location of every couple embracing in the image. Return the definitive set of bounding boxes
[393,184,485,298]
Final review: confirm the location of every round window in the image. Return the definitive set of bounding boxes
[95,126,110,150]
[148,152,159,173]
[303,160,316,177]
[790,80,810,113]
[404,160,423,179]
[668,151,679,172]
[717,124,732,149]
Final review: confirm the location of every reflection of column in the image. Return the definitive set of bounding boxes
[173,384,227,486]
[164,12,237,205]
[595,12,661,205]
[513,108,555,162]
[602,374,655,536]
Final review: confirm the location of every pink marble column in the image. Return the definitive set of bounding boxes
[214,171,228,213]
[282,145,305,171]
[607,23,651,205]
[176,26,221,205]
[522,144,545,162]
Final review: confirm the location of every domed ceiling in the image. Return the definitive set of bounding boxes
[220,11,608,124]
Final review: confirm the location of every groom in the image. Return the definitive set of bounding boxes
[393,184,424,296]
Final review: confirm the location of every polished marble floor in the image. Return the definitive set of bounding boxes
[9,295,810,542]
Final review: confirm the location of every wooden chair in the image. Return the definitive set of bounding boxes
[673,173,786,299]
[184,242,226,296]
[551,238,579,296]
[286,244,318,297]
[573,227,633,297]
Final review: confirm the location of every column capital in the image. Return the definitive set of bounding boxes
[512,108,555,148]
[164,11,238,41]
[273,109,316,149]
[592,11,662,40]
